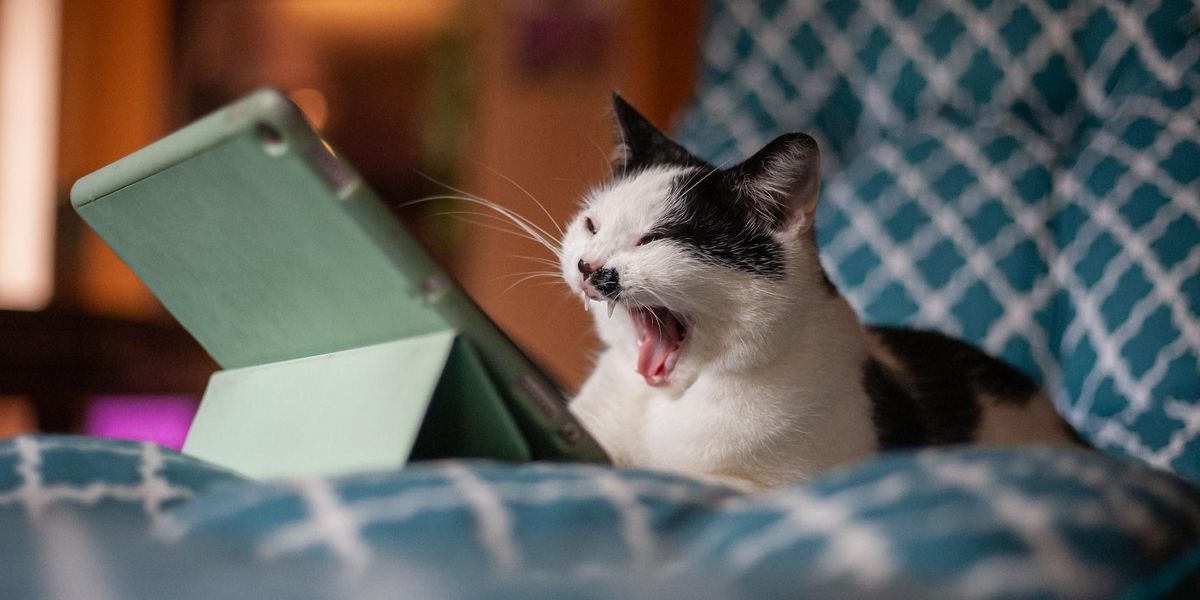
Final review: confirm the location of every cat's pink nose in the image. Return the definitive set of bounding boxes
[578,259,598,276]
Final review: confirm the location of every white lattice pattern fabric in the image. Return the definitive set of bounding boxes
[3,437,1199,599]
[676,0,1200,478]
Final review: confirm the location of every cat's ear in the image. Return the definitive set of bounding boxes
[725,133,821,232]
[611,93,701,172]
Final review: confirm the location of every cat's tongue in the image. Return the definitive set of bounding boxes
[633,307,682,387]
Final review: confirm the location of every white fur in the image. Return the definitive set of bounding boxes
[562,166,878,490]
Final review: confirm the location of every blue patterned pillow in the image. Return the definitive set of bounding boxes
[676,0,1200,478]
[162,449,1200,599]
[1057,87,1200,475]
[2,437,1198,598]
[0,435,245,525]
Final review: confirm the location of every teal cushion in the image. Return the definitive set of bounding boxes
[1056,88,1200,474]
[3,437,1198,598]
[166,448,1200,599]
[0,435,245,524]
[676,0,1200,479]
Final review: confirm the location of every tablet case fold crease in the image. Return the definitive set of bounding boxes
[183,332,530,479]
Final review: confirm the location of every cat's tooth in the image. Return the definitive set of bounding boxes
[582,292,590,312]
[607,301,616,319]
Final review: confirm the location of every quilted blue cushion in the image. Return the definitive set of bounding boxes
[676,0,1200,478]
[3,437,1198,598]
[0,435,245,524]
[1057,88,1200,474]
[166,448,1200,598]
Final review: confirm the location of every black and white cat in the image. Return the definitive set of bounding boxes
[561,95,1080,490]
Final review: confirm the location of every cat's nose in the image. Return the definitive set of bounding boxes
[578,259,597,276]
[589,267,620,298]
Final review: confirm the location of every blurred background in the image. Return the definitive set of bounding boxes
[0,0,703,445]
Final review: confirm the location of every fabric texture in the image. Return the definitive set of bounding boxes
[0,435,244,523]
[2,436,1199,599]
[676,0,1200,479]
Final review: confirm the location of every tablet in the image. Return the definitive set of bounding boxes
[71,88,607,463]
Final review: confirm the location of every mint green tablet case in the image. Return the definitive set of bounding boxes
[71,89,607,478]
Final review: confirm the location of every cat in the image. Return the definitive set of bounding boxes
[560,94,1082,491]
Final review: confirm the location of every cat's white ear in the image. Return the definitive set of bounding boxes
[726,133,821,232]
[611,93,703,172]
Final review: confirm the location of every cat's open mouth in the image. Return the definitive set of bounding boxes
[579,287,686,386]
[628,305,686,387]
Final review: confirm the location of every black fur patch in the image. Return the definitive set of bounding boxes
[862,357,931,447]
[724,133,820,231]
[611,93,707,174]
[645,169,787,279]
[871,326,1039,403]
[863,326,1041,449]
[608,94,795,280]
[589,267,621,299]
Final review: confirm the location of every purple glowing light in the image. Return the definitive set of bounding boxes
[84,396,198,450]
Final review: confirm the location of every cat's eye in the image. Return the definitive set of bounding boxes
[585,217,597,234]
[636,232,663,246]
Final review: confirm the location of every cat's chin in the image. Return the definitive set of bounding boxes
[628,305,687,387]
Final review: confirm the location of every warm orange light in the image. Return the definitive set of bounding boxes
[278,0,464,46]
[0,396,37,438]
[289,88,329,130]
[0,0,61,310]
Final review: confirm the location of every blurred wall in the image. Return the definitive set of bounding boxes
[57,0,171,317]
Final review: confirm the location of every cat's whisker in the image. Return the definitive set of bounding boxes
[423,179,562,246]
[628,296,667,331]
[589,137,615,179]
[676,160,732,200]
[512,254,562,268]
[468,158,566,239]
[494,270,561,281]
[407,196,562,257]
[497,272,564,295]
[422,211,562,258]
[640,288,673,309]
[613,113,630,177]
[442,196,559,253]
[406,174,563,250]
[675,166,706,193]
[642,288,692,316]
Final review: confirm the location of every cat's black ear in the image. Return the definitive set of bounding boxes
[611,93,702,172]
[725,133,821,231]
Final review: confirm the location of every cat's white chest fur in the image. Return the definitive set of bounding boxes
[570,293,879,491]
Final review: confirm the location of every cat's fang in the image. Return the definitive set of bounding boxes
[582,292,590,312]
[607,301,616,318]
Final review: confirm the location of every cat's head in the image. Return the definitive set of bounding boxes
[560,94,831,389]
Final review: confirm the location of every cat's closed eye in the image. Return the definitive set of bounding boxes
[636,232,664,246]
[585,217,597,234]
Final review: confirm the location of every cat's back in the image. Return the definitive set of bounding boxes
[861,326,1085,449]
